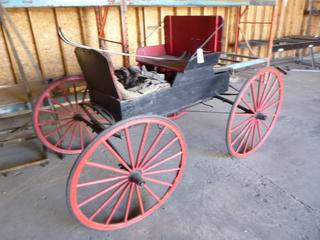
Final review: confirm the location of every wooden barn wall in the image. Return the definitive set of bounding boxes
[0,0,317,86]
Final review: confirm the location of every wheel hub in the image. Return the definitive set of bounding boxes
[73,113,84,121]
[255,112,267,120]
[128,170,145,186]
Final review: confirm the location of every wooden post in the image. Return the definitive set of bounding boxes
[267,1,279,66]
[120,0,130,67]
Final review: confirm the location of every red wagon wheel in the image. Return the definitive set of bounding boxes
[67,115,187,230]
[226,67,284,158]
[33,76,113,155]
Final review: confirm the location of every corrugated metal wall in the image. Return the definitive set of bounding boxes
[0,0,317,86]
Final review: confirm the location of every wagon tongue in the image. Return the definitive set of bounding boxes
[255,112,267,121]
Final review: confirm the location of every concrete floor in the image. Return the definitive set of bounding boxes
[0,67,320,240]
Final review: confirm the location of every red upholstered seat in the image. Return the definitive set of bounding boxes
[136,16,223,72]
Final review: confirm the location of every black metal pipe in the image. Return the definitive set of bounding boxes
[214,95,253,114]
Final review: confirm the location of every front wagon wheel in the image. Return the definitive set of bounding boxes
[226,67,284,158]
[67,115,187,230]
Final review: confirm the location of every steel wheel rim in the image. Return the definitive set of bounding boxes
[226,67,284,158]
[33,76,112,154]
[67,115,187,230]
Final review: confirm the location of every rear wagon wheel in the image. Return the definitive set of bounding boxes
[33,76,113,155]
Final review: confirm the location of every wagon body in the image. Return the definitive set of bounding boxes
[75,47,229,121]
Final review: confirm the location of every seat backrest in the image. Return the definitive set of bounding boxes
[164,16,223,57]
[74,48,121,100]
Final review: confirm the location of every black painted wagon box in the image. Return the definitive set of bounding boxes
[33,15,283,230]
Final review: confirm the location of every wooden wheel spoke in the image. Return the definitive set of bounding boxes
[54,122,76,147]
[143,184,161,202]
[250,121,257,150]
[82,123,94,140]
[78,179,128,208]
[256,75,264,107]
[38,117,71,127]
[136,123,150,168]
[85,161,129,175]
[144,167,180,176]
[56,85,76,111]
[262,99,281,112]
[257,120,263,141]
[44,119,73,138]
[73,82,79,111]
[77,175,128,188]
[79,124,84,150]
[46,95,71,113]
[142,137,178,169]
[231,116,253,133]
[106,184,130,224]
[102,141,132,172]
[260,86,280,110]
[40,108,71,116]
[144,152,182,172]
[143,176,173,187]
[231,119,253,146]
[138,127,167,168]
[236,122,254,153]
[250,83,257,111]
[240,96,255,113]
[260,119,270,131]
[89,183,127,221]
[135,184,145,214]
[124,128,135,169]
[259,77,277,109]
[242,123,254,153]
[124,184,134,222]
[258,73,273,107]
[68,123,79,150]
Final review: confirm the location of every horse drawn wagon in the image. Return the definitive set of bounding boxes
[33,15,283,230]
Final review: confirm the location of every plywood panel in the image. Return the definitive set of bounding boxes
[2,9,40,84]
[103,6,123,67]
[27,8,64,79]
[54,7,82,75]
[0,24,16,85]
